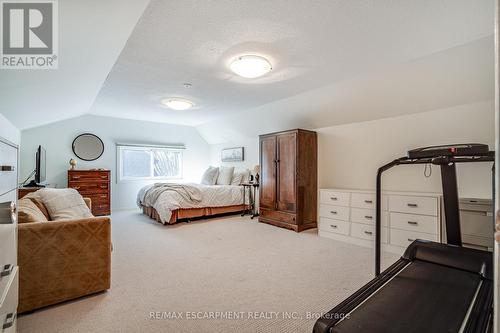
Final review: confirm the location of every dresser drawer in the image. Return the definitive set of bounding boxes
[320,191,350,206]
[390,212,438,234]
[260,209,296,224]
[68,171,110,182]
[69,182,110,194]
[388,195,438,216]
[0,266,18,330]
[350,223,388,243]
[319,204,349,221]
[0,142,17,196]
[319,218,350,235]
[350,208,388,226]
[351,193,388,210]
[390,229,438,248]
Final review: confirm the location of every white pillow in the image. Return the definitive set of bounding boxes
[201,166,219,185]
[231,169,250,185]
[216,166,235,185]
[36,188,93,221]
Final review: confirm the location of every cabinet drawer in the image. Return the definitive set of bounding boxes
[351,193,388,210]
[320,191,350,206]
[0,266,18,326]
[389,195,438,216]
[390,229,438,248]
[319,218,350,235]
[350,223,388,243]
[260,209,296,224]
[390,212,438,234]
[350,208,388,226]
[319,205,349,221]
[69,182,109,193]
[68,171,109,182]
[0,143,17,195]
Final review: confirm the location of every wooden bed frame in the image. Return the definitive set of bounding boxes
[142,204,247,224]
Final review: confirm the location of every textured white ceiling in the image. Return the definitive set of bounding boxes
[0,0,150,129]
[90,0,494,127]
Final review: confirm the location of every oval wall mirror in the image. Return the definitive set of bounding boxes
[72,133,104,161]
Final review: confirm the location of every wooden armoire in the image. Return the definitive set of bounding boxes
[258,129,317,232]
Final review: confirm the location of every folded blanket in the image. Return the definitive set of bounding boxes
[142,183,202,208]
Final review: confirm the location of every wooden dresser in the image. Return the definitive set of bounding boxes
[0,136,19,332]
[259,129,317,232]
[68,170,111,216]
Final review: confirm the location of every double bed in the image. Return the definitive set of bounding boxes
[137,183,248,224]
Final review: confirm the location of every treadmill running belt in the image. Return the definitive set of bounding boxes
[332,260,481,333]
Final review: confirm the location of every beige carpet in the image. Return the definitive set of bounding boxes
[18,210,399,333]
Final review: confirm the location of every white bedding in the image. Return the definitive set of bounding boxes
[137,183,246,224]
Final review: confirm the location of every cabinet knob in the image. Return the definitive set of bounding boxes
[330,211,337,215]
[364,215,373,219]
[330,197,338,201]
[364,231,373,235]
[407,203,418,207]
[330,224,337,229]
[364,200,373,204]
[407,221,418,225]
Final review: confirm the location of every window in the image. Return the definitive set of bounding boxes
[117,145,183,181]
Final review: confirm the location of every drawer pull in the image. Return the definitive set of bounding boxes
[364,215,373,219]
[364,200,373,204]
[3,313,15,329]
[330,211,337,215]
[364,231,373,235]
[407,221,418,225]
[72,176,81,179]
[407,203,418,207]
[408,238,415,242]
[330,197,338,201]
[330,224,337,229]
[0,264,13,277]
[0,165,15,171]
[101,195,107,198]
[73,186,81,190]
[100,176,107,179]
[100,185,108,189]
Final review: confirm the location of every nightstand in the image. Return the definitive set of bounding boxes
[241,182,259,219]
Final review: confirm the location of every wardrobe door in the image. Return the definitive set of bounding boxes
[260,136,277,210]
[277,132,297,213]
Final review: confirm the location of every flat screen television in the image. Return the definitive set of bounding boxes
[25,145,46,187]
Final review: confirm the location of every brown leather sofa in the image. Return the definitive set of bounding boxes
[17,197,111,313]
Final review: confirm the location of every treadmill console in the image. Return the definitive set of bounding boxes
[407,144,489,159]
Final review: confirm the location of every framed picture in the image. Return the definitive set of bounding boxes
[221,147,244,162]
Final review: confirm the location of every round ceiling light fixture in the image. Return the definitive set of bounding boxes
[230,55,272,78]
[161,98,194,110]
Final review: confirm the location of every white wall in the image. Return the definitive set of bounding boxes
[209,139,259,171]
[20,115,210,209]
[209,100,495,199]
[0,113,20,145]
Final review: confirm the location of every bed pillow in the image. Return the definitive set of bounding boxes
[231,169,250,185]
[35,188,94,221]
[201,166,219,185]
[216,166,235,185]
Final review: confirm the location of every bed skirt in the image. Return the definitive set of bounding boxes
[142,204,247,224]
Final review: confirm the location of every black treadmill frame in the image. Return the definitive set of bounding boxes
[375,152,494,275]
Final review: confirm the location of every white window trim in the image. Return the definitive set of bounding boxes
[116,145,184,183]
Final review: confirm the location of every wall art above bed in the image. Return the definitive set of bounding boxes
[221,147,244,162]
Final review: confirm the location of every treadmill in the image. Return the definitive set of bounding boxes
[314,144,495,333]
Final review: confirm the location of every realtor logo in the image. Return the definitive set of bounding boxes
[1,0,58,69]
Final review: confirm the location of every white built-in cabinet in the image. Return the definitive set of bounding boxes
[0,137,18,332]
[318,188,441,255]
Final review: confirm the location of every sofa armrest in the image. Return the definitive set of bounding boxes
[18,217,111,313]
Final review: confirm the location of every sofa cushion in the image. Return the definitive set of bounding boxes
[17,198,48,223]
[36,188,93,221]
[23,192,50,220]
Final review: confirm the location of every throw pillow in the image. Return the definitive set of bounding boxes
[216,166,235,185]
[201,166,219,185]
[231,169,250,185]
[36,188,93,221]
[24,191,50,220]
[17,198,48,223]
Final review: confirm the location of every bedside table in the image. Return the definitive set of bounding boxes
[241,182,259,219]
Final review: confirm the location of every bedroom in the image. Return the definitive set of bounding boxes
[0,1,499,332]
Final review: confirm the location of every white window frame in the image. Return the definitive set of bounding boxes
[117,144,184,182]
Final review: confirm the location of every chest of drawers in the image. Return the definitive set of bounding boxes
[68,170,111,216]
[318,189,441,255]
[0,137,18,332]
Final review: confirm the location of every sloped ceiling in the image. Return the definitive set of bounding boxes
[0,0,150,129]
[0,0,494,137]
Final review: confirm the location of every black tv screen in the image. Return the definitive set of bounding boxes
[35,145,46,184]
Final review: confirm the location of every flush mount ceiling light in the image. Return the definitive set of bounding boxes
[230,55,272,78]
[161,98,194,110]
